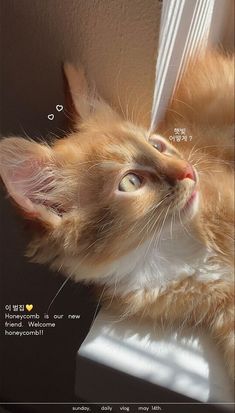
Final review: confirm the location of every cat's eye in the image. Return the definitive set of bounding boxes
[150,139,166,153]
[119,173,142,192]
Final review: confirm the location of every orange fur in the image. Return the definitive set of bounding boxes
[0,50,234,380]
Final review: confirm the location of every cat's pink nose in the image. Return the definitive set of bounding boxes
[177,164,195,181]
[163,159,196,184]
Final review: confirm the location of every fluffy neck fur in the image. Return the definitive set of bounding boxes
[63,208,232,296]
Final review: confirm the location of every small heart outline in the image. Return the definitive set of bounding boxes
[56,105,63,112]
[48,114,54,121]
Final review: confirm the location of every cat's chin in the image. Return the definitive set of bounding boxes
[181,189,199,220]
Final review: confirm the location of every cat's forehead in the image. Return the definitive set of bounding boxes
[87,125,178,166]
[54,121,174,168]
[85,125,154,166]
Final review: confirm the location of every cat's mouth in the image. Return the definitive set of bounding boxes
[180,167,199,213]
[183,189,198,210]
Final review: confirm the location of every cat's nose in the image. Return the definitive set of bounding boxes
[176,163,195,181]
[163,160,195,184]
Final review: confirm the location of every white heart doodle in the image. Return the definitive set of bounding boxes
[56,105,63,112]
[48,114,54,121]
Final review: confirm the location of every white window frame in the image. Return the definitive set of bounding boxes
[150,0,233,132]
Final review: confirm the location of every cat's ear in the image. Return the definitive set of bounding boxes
[64,63,115,125]
[64,63,92,122]
[0,137,62,228]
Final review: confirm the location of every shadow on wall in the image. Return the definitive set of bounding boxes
[0,0,161,137]
[1,0,68,136]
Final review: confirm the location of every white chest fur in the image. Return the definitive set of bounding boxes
[97,228,230,295]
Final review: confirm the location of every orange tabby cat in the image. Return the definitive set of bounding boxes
[0,50,234,379]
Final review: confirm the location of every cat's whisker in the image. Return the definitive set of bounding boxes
[125,95,131,123]
[178,210,199,244]
[63,108,76,125]
[129,89,142,124]
[142,209,166,261]
[194,159,233,168]
[104,275,119,312]
[144,210,169,269]
[89,285,107,331]
[121,83,134,122]
[145,196,168,238]
[166,107,188,121]
[191,154,209,166]
[135,97,152,125]
[187,143,198,163]
[199,168,223,174]
[135,210,164,252]
[46,276,70,314]
[126,194,170,247]
[154,203,172,252]
[114,66,129,120]
[170,210,176,240]
[172,97,195,112]
[46,261,80,314]
[193,143,234,152]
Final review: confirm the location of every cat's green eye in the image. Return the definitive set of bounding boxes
[119,173,142,192]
